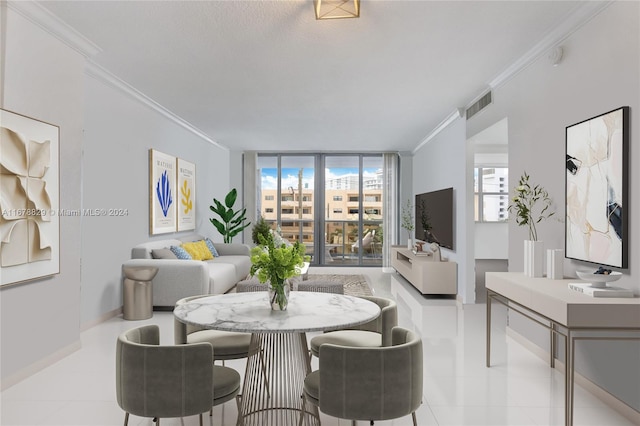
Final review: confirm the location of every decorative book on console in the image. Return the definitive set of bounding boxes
[567,283,633,298]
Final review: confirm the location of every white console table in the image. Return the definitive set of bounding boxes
[485,272,640,426]
[391,246,457,294]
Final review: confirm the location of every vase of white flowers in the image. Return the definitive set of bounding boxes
[508,171,555,277]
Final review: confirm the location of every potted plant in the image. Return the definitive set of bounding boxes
[209,188,251,243]
[401,198,415,249]
[508,171,555,277]
[250,234,308,310]
[251,215,272,246]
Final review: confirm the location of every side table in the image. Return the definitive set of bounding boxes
[122,266,158,320]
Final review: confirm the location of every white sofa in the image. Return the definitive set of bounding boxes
[123,234,251,308]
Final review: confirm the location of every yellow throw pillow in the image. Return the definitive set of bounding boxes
[181,240,214,261]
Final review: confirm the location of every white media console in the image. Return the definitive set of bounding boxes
[391,246,457,295]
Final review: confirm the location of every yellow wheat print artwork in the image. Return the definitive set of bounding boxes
[181,179,193,214]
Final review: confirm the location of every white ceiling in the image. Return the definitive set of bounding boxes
[39,0,589,153]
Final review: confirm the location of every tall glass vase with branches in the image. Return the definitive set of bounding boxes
[508,171,555,277]
[508,171,555,241]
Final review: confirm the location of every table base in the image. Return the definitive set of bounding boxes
[486,289,640,426]
[238,332,319,426]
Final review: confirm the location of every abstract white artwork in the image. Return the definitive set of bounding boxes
[0,109,60,286]
[565,107,628,268]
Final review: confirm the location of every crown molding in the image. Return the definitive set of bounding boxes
[85,62,227,150]
[5,0,101,57]
[488,1,612,90]
[7,0,225,149]
[412,108,464,155]
[413,1,613,153]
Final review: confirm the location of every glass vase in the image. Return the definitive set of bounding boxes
[268,280,290,311]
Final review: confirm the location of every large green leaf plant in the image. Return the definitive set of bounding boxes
[209,188,250,243]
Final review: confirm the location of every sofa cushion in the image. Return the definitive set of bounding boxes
[207,263,237,294]
[204,238,220,257]
[182,240,214,261]
[209,255,251,282]
[132,239,183,259]
[151,248,177,259]
[170,245,192,260]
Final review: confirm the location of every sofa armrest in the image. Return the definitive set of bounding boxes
[214,243,250,257]
[122,259,210,307]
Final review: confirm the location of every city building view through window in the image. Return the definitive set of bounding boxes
[474,167,509,222]
[258,155,384,266]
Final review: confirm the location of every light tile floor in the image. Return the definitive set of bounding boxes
[1,268,636,426]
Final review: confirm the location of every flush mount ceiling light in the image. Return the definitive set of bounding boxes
[314,0,360,20]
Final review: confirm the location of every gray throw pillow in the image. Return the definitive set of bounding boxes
[151,248,178,259]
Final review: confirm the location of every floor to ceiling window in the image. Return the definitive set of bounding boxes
[257,154,383,266]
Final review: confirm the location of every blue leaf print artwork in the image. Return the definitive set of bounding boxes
[156,170,173,217]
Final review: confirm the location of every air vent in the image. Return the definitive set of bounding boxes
[466,91,492,120]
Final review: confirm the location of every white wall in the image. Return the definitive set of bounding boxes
[1,6,84,387]
[80,74,231,326]
[1,3,232,386]
[467,1,640,411]
[474,224,508,259]
[412,119,475,303]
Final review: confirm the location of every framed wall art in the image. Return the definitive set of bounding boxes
[149,149,177,235]
[565,106,629,268]
[0,109,60,286]
[177,158,196,232]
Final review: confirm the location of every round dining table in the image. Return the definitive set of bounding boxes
[174,291,381,426]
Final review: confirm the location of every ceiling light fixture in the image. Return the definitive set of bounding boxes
[314,0,360,20]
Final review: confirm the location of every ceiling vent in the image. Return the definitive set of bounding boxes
[466,91,492,120]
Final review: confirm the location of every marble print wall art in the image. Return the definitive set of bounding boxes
[0,109,60,286]
[565,107,629,268]
[149,149,177,234]
[177,158,195,232]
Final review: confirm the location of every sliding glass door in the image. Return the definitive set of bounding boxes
[257,154,383,266]
[324,156,383,265]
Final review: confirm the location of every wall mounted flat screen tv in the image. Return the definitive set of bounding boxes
[415,187,454,250]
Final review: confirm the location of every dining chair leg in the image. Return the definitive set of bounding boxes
[412,411,417,426]
[199,413,203,426]
[235,394,244,426]
[123,412,129,426]
[351,421,356,426]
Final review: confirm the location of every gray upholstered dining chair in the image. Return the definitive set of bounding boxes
[175,294,270,393]
[300,326,423,426]
[116,324,240,426]
[175,295,253,364]
[309,295,397,358]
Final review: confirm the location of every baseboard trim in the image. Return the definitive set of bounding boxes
[506,327,640,424]
[80,306,122,332]
[1,340,81,391]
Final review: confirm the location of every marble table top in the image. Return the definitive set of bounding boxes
[173,291,380,333]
